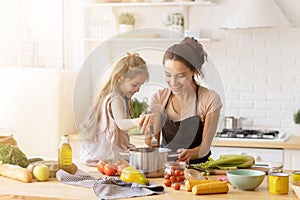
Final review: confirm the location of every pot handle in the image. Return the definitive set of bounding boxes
[167,153,180,158]
[119,151,130,156]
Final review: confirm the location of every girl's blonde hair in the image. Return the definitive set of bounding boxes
[80,52,148,141]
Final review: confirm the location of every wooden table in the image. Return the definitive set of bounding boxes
[0,165,299,200]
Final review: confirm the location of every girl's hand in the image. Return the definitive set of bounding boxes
[138,114,152,134]
[177,148,192,164]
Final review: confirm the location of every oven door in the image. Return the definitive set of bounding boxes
[211,146,284,167]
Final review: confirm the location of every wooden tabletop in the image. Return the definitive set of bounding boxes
[0,164,299,200]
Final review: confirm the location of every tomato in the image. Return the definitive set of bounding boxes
[174,169,181,176]
[173,183,180,190]
[117,163,129,176]
[176,176,182,183]
[180,176,185,182]
[103,163,117,176]
[164,173,171,180]
[170,176,176,183]
[164,179,172,187]
[97,160,107,174]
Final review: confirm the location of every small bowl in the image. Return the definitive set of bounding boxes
[227,169,266,191]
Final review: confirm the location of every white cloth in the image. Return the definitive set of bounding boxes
[80,92,131,166]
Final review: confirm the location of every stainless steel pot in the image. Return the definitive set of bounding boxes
[223,116,243,130]
[121,147,178,178]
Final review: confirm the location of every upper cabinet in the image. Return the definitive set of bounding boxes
[83,0,217,57]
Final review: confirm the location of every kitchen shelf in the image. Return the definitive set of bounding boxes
[84,1,216,8]
[83,37,215,42]
[83,0,217,58]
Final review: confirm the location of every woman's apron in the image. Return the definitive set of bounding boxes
[161,87,211,164]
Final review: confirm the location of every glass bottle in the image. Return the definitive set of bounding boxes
[19,29,38,67]
[58,134,72,173]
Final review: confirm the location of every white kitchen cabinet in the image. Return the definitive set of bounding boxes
[83,0,216,57]
[284,149,300,170]
[0,67,77,160]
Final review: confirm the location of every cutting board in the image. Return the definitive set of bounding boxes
[209,166,269,175]
[292,185,300,199]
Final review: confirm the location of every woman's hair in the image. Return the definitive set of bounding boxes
[163,37,207,78]
[80,52,148,141]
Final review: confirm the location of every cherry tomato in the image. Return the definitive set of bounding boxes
[117,163,129,176]
[103,163,117,176]
[180,171,184,176]
[180,176,185,182]
[176,176,182,183]
[173,183,181,190]
[165,174,171,180]
[164,179,172,187]
[170,176,176,183]
[97,160,107,174]
[174,169,181,176]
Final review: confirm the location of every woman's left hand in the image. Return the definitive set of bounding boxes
[176,148,192,164]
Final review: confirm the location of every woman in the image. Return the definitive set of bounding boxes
[146,37,222,164]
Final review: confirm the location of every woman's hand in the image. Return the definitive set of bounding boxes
[176,148,193,164]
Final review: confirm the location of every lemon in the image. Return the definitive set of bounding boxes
[33,164,50,181]
[120,166,149,185]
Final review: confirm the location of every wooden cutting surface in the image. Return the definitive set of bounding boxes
[0,163,298,200]
[292,185,300,199]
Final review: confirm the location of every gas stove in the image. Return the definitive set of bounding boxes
[215,129,288,142]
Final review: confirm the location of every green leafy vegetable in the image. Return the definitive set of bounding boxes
[0,143,29,167]
[294,109,300,124]
[131,98,148,118]
[191,154,254,170]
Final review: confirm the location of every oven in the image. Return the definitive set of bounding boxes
[211,129,288,167]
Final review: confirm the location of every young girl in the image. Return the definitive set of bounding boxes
[80,52,151,166]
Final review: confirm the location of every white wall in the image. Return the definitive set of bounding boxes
[0,0,63,68]
[1,0,300,140]
[199,1,300,136]
[82,0,300,136]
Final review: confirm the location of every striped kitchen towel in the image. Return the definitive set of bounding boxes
[56,169,164,200]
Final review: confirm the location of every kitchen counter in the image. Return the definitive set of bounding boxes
[130,135,300,149]
[0,164,298,200]
[213,135,300,149]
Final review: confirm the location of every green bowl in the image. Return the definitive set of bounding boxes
[227,169,266,191]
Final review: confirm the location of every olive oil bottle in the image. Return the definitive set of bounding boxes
[58,134,72,173]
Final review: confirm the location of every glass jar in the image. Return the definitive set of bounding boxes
[268,161,283,175]
[164,161,186,183]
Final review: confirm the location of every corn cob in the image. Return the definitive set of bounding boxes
[185,179,219,191]
[192,181,229,195]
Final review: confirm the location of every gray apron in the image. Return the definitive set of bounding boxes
[161,86,211,164]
